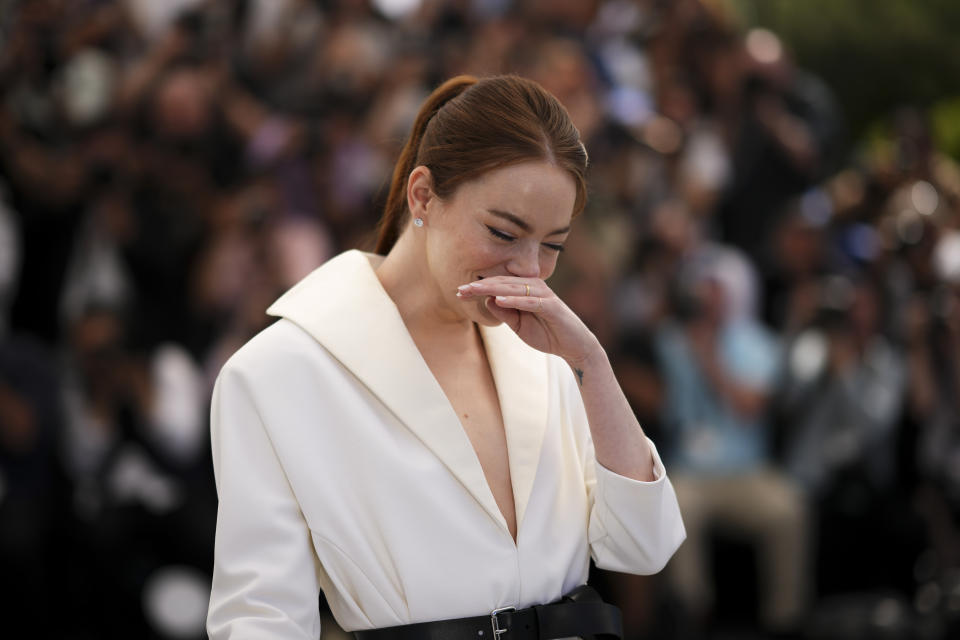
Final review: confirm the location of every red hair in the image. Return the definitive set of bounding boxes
[375,75,588,254]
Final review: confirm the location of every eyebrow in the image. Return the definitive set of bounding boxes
[487,209,571,236]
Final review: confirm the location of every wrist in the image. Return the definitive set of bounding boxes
[564,336,606,373]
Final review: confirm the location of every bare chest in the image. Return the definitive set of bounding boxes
[425,351,518,540]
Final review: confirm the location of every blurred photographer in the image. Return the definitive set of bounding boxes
[774,272,917,597]
[777,274,904,498]
[58,302,212,636]
[655,245,808,636]
[905,232,960,579]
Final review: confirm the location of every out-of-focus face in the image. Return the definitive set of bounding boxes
[422,160,576,326]
[694,278,727,325]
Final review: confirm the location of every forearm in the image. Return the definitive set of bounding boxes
[569,341,656,482]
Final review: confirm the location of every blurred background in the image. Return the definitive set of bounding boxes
[1,0,959,638]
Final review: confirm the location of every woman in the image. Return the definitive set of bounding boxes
[207,75,685,639]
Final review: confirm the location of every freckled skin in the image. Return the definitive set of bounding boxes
[421,161,575,326]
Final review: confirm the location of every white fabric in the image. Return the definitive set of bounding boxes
[207,250,685,639]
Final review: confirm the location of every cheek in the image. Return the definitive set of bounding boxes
[458,239,506,272]
[432,236,497,283]
[539,252,561,279]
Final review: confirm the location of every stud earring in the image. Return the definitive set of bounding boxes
[414,217,424,227]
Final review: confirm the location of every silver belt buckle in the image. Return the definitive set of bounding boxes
[490,606,516,638]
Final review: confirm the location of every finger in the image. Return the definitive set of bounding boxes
[458,279,545,298]
[464,275,533,286]
[493,295,547,313]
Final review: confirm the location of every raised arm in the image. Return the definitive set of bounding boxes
[458,276,656,481]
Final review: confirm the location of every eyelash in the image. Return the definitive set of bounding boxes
[486,226,564,252]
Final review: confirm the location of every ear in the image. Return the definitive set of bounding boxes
[407,166,434,223]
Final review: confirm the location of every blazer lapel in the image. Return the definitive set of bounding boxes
[479,324,549,530]
[266,251,508,533]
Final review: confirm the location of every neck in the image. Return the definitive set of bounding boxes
[376,228,477,346]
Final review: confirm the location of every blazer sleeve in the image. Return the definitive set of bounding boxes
[207,360,323,640]
[561,365,686,575]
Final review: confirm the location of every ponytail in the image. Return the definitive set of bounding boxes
[374,75,477,254]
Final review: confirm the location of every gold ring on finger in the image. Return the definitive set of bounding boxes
[524,284,530,297]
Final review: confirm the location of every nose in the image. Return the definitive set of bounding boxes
[507,243,541,279]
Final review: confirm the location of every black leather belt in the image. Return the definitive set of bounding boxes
[353,585,622,640]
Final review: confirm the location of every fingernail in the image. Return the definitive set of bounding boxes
[495,296,506,301]
[468,282,483,288]
[457,285,470,292]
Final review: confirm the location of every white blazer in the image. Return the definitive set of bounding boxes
[207,250,685,639]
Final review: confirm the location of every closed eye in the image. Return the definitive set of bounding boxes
[487,225,564,252]
[486,226,515,242]
[484,225,563,253]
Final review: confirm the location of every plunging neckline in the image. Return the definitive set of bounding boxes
[410,322,519,542]
[266,249,551,542]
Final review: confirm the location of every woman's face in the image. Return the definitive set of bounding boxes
[420,160,577,326]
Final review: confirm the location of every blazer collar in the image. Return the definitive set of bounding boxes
[266,250,548,535]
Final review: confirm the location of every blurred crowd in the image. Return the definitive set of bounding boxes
[1,0,959,638]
